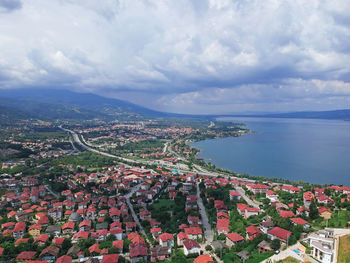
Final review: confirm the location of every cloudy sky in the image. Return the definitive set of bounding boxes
[0,0,350,114]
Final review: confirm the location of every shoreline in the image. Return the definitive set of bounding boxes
[186,133,348,188]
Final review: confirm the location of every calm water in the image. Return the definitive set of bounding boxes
[190,117,350,185]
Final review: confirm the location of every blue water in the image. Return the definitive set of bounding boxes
[190,117,350,185]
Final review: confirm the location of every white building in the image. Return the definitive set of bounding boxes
[308,230,334,263]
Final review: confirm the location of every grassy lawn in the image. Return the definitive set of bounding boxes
[277,256,302,263]
[312,210,350,229]
[223,251,273,263]
[338,234,350,263]
[246,252,274,263]
[152,199,174,211]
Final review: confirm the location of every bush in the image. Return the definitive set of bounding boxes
[205,245,212,251]
[271,239,281,250]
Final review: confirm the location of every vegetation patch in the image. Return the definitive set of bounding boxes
[338,234,350,263]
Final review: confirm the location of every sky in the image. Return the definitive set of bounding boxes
[0,0,350,114]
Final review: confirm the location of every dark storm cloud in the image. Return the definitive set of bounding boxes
[0,0,22,12]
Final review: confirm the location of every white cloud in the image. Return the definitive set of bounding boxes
[0,0,349,113]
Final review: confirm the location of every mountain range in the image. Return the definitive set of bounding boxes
[0,88,350,122]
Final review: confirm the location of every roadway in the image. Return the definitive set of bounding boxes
[235,186,261,208]
[124,184,152,245]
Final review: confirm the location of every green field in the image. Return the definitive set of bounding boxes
[312,210,350,229]
[338,234,350,263]
[152,199,174,211]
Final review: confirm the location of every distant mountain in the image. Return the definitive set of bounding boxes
[0,96,111,121]
[2,88,349,122]
[0,88,167,119]
[0,104,34,123]
[0,88,209,121]
[258,109,350,120]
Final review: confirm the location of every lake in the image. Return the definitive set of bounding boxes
[190,117,350,185]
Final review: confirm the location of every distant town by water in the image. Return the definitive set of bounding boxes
[191,117,350,186]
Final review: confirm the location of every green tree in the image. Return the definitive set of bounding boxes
[271,239,281,250]
[309,201,319,219]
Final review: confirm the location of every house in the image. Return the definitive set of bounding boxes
[245,207,259,218]
[266,190,278,202]
[279,210,295,218]
[183,239,201,256]
[102,254,119,263]
[96,229,108,242]
[267,227,292,243]
[62,222,75,235]
[229,191,241,201]
[217,219,230,234]
[150,227,162,239]
[16,251,37,262]
[308,230,335,263]
[53,237,65,247]
[15,238,29,246]
[89,243,101,254]
[125,222,137,233]
[236,204,259,218]
[130,246,148,263]
[226,233,244,247]
[282,185,301,194]
[151,246,169,262]
[217,211,229,220]
[290,217,310,229]
[46,225,61,237]
[246,225,262,240]
[39,245,60,261]
[317,195,333,205]
[184,227,202,239]
[56,255,72,263]
[13,222,26,239]
[72,231,89,243]
[67,245,81,258]
[246,184,269,194]
[188,216,201,225]
[319,207,333,219]
[258,240,273,253]
[140,211,151,221]
[79,220,91,232]
[29,224,42,238]
[112,240,123,253]
[194,255,214,263]
[110,228,123,240]
[158,233,174,252]
[296,206,310,217]
[35,234,49,246]
[259,218,274,234]
[177,232,188,246]
[303,191,314,208]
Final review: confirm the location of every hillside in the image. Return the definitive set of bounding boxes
[1,89,166,119]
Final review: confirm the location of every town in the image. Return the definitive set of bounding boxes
[0,120,349,263]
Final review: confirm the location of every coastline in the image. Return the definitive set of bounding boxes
[186,125,349,188]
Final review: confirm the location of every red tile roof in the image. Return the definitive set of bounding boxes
[290,217,309,225]
[56,255,72,263]
[183,239,200,250]
[101,254,119,263]
[158,233,174,242]
[17,251,36,260]
[246,225,262,235]
[226,233,244,243]
[194,255,214,263]
[268,227,292,241]
[279,210,295,218]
